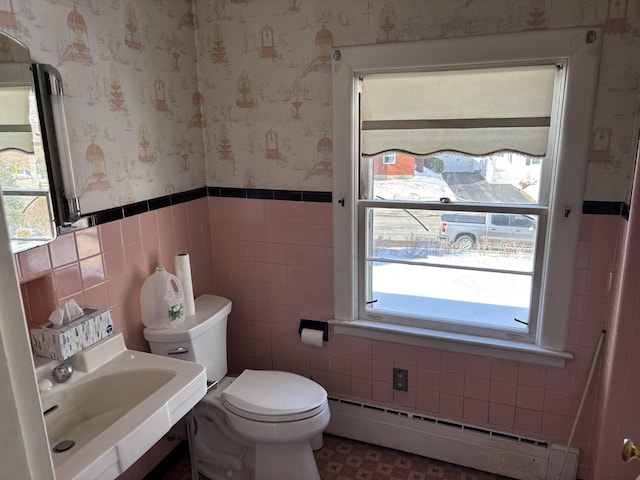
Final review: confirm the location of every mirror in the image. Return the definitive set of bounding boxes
[0,31,55,253]
[0,31,80,253]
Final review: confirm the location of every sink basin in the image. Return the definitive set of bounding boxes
[34,332,206,480]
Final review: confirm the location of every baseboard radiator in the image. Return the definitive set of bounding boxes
[326,397,579,480]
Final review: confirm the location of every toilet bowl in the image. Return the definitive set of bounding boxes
[144,294,330,480]
[194,372,329,479]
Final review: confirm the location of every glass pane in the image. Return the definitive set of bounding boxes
[367,207,536,332]
[368,262,531,332]
[363,151,543,205]
[3,194,55,251]
[369,208,537,268]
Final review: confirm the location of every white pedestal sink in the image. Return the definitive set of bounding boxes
[34,332,206,480]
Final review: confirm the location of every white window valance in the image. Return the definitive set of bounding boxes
[361,65,558,156]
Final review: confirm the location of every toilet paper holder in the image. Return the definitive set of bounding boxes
[298,319,329,342]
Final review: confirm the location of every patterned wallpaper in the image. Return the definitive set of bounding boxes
[198,0,640,200]
[1,0,206,214]
[1,0,640,212]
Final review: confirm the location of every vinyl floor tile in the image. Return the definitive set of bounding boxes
[148,434,514,480]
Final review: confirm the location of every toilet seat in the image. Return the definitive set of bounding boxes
[221,370,327,422]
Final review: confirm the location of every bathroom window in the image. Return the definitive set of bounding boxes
[332,29,601,367]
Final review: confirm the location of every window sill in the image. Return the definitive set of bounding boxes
[330,319,572,368]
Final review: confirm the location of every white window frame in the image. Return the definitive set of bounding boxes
[381,153,397,165]
[332,29,601,368]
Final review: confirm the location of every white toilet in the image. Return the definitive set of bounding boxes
[143,294,330,480]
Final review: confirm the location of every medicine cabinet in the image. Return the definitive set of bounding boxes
[0,30,80,253]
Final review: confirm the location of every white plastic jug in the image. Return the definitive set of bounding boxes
[140,266,185,329]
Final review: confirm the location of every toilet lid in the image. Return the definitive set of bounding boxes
[221,370,327,417]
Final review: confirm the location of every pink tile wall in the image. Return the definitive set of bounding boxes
[209,196,334,378]
[17,198,213,352]
[590,203,640,479]
[16,195,620,479]
[210,197,615,480]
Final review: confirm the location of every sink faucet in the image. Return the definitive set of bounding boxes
[52,363,73,383]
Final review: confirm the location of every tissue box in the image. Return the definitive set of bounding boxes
[30,307,114,361]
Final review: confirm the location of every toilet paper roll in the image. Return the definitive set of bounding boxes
[175,253,196,319]
[301,328,324,347]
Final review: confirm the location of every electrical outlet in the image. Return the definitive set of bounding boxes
[393,368,408,391]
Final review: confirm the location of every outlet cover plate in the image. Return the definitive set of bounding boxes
[393,368,408,391]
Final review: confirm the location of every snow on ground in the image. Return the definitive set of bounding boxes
[372,259,531,307]
[374,169,457,201]
[370,252,532,331]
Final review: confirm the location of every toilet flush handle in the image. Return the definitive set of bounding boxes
[167,346,189,355]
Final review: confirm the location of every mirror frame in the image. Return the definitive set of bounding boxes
[0,29,82,253]
[32,63,81,228]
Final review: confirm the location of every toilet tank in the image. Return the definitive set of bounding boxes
[143,294,231,383]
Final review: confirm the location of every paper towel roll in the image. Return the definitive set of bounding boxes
[175,253,195,319]
[301,328,324,347]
